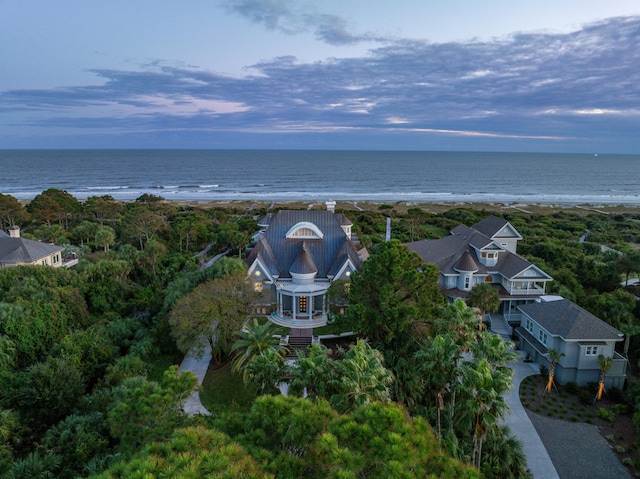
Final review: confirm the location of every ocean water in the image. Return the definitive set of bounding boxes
[1,149,639,205]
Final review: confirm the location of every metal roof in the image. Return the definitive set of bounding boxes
[246,210,364,279]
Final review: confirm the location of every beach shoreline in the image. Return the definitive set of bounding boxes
[168,199,640,216]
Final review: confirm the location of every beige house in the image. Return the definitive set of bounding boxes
[0,226,65,269]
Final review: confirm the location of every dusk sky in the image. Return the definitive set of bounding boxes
[2,1,639,152]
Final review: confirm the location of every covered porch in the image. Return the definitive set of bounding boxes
[269,281,329,329]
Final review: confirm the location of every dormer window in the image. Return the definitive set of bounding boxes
[286,222,324,240]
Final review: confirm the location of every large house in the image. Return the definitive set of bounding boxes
[406,215,552,324]
[0,226,65,269]
[516,296,626,388]
[246,202,368,338]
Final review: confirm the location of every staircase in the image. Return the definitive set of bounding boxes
[489,314,512,340]
[286,336,312,358]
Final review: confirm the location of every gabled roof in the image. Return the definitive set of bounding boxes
[289,243,318,275]
[0,237,64,264]
[473,215,522,240]
[518,299,622,341]
[246,210,364,279]
[406,218,550,281]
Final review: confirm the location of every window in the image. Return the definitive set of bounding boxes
[526,318,534,333]
[538,330,548,346]
[485,275,493,282]
[464,275,470,289]
[585,346,599,356]
[286,222,323,239]
[254,282,263,293]
[299,296,307,313]
[481,252,486,258]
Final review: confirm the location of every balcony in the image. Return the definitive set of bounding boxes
[506,284,546,296]
[269,311,328,329]
[610,351,628,378]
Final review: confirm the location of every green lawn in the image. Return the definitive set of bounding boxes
[199,360,257,414]
[146,352,182,382]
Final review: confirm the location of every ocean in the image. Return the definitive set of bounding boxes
[1,149,639,205]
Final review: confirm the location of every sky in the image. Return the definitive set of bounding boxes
[1,1,639,152]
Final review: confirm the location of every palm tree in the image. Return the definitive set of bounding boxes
[468,282,501,331]
[0,335,16,370]
[288,343,334,400]
[480,425,530,479]
[329,340,393,414]
[415,334,460,440]
[545,349,565,394]
[595,354,613,402]
[435,299,479,351]
[242,347,288,395]
[455,358,512,470]
[231,318,287,379]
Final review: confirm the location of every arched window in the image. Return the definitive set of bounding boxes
[286,222,324,239]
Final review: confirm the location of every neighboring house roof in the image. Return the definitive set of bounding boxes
[406,223,550,281]
[518,299,623,341]
[473,215,523,240]
[0,237,64,264]
[246,210,364,279]
[454,251,479,272]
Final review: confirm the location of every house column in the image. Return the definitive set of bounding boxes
[292,294,297,321]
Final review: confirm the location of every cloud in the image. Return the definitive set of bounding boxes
[222,0,389,45]
[1,16,640,150]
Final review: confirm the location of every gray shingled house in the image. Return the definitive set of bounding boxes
[0,226,64,269]
[516,297,626,388]
[245,202,368,340]
[406,215,552,325]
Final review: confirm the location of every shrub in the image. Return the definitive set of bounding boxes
[612,404,628,414]
[577,389,593,406]
[596,408,615,423]
[565,382,579,395]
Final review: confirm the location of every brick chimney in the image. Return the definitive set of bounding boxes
[8,226,20,238]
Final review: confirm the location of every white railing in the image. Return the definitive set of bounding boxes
[269,312,328,329]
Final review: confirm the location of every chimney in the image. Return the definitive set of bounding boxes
[8,226,20,238]
[326,200,336,213]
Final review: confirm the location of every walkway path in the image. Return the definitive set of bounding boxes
[178,343,212,416]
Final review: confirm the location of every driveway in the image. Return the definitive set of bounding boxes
[504,351,560,479]
[504,350,631,479]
